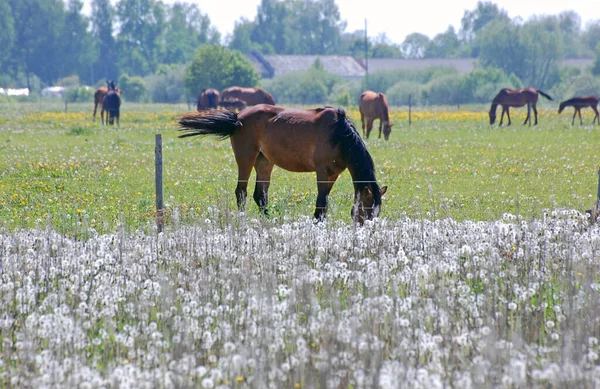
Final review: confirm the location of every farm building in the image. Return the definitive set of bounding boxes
[245,52,594,79]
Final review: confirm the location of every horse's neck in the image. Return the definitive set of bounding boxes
[489,102,498,114]
[380,105,390,122]
[345,152,376,185]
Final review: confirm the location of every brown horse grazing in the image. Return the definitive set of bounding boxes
[93,82,122,123]
[197,88,220,111]
[558,96,599,125]
[220,86,276,106]
[359,90,392,140]
[178,105,388,224]
[218,98,247,112]
[489,87,553,126]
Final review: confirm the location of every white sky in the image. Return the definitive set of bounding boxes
[82,0,599,44]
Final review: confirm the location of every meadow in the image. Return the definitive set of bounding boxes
[1,101,600,233]
[1,101,600,388]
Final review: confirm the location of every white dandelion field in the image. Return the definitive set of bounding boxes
[2,211,600,388]
[2,104,600,388]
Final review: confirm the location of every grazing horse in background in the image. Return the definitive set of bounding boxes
[489,87,553,126]
[103,81,121,126]
[359,90,392,140]
[558,96,599,125]
[218,98,247,112]
[178,105,387,224]
[93,81,122,123]
[197,88,220,111]
[220,86,276,106]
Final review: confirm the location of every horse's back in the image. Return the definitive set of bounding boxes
[359,90,386,115]
[236,105,344,172]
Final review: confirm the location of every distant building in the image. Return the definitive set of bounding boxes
[244,52,594,79]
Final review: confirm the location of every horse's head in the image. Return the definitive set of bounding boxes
[351,184,388,224]
[558,102,565,114]
[108,80,116,91]
[383,122,393,141]
[489,111,496,125]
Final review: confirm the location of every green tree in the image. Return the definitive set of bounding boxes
[582,20,600,55]
[91,0,118,81]
[162,3,220,65]
[341,30,371,58]
[460,1,509,56]
[184,45,259,96]
[116,0,166,76]
[460,1,509,42]
[477,19,526,82]
[8,0,66,86]
[592,43,600,76]
[558,11,584,58]
[229,18,258,53]
[251,0,291,53]
[426,26,460,58]
[262,67,340,104]
[289,0,346,54]
[401,33,430,59]
[60,0,95,83]
[118,74,146,102]
[370,34,402,58]
[0,0,15,76]
[519,16,563,89]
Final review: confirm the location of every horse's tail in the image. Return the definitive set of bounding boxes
[178,109,242,139]
[537,89,553,101]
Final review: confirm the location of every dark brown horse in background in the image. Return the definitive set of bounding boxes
[358,90,392,140]
[197,88,220,111]
[558,96,599,125]
[103,81,121,126]
[489,87,553,126]
[93,81,122,123]
[218,98,247,112]
[221,86,276,106]
[178,105,387,224]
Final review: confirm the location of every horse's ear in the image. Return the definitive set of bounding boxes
[380,186,388,197]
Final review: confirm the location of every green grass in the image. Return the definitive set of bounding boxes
[1,100,599,233]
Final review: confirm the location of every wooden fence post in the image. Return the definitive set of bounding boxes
[155,134,164,233]
[408,94,412,126]
[596,167,600,214]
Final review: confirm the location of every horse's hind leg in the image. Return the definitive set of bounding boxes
[572,109,577,125]
[532,104,538,125]
[232,140,260,212]
[360,110,365,137]
[93,102,98,122]
[592,106,599,125]
[366,118,374,138]
[314,170,339,222]
[253,153,274,216]
[578,108,583,125]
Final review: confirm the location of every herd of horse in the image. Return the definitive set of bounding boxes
[87,82,598,223]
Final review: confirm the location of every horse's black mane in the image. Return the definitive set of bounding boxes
[329,107,382,205]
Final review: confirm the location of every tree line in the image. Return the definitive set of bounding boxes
[1,0,600,101]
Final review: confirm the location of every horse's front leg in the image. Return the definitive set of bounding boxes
[506,107,512,126]
[532,104,538,126]
[593,106,599,125]
[572,109,577,125]
[578,109,583,125]
[253,153,274,216]
[499,107,505,126]
[378,119,383,139]
[314,171,338,222]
